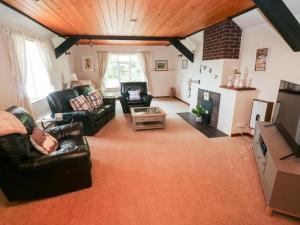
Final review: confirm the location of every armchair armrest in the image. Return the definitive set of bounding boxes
[59,111,92,122]
[17,146,89,172]
[142,95,153,106]
[46,122,83,140]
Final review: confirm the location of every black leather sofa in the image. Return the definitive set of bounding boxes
[47,85,115,136]
[119,82,153,113]
[0,106,92,201]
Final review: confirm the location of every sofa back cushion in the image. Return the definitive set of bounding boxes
[121,82,147,97]
[6,106,37,135]
[0,107,41,165]
[74,85,93,97]
[47,89,78,113]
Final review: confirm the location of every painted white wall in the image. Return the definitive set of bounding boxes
[72,45,177,97]
[239,20,300,103]
[174,32,203,103]
[0,4,74,118]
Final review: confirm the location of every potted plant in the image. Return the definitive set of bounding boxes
[192,105,205,123]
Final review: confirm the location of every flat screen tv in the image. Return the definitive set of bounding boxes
[272,80,300,159]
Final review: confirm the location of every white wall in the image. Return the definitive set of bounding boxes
[0,4,74,117]
[239,21,300,103]
[174,32,203,103]
[72,45,177,97]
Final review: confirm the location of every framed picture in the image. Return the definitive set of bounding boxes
[82,56,94,72]
[155,60,168,71]
[254,48,269,71]
[182,59,188,69]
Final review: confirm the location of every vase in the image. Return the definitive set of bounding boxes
[227,76,234,87]
[195,116,202,123]
[234,75,240,88]
[239,78,244,88]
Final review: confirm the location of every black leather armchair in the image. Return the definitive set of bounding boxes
[47,85,115,136]
[119,82,153,113]
[0,106,92,201]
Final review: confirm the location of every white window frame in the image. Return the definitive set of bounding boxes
[104,53,145,90]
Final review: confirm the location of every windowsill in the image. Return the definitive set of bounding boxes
[105,87,120,92]
[31,97,47,104]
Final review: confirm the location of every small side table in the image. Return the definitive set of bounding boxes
[36,114,56,129]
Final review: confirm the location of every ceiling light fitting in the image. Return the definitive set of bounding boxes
[89,39,93,47]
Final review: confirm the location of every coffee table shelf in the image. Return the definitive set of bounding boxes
[130,106,166,131]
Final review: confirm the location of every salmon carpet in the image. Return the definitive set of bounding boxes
[0,98,299,225]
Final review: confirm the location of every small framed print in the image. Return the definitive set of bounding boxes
[82,56,94,72]
[254,48,269,71]
[182,59,188,69]
[155,60,168,71]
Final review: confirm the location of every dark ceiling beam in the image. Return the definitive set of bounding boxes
[169,38,194,62]
[254,0,300,51]
[55,36,80,58]
[55,35,189,58]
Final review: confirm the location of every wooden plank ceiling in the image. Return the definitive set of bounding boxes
[2,0,255,46]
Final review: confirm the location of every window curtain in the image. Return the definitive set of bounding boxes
[5,27,36,119]
[138,51,152,94]
[36,39,55,88]
[96,51,110,92]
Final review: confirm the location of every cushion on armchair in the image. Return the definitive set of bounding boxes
[30,128,59,155]
[128,90,141,100]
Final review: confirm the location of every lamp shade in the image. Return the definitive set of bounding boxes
[71,73,78,81]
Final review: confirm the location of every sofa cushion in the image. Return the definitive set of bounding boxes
[88,90,103,108]
[126,99,145,105]
[30,128,59,155]
[90,108,107,120]
[59,136,89,151]
[70,96,93,111]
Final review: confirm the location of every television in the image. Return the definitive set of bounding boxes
[272,80,300,159]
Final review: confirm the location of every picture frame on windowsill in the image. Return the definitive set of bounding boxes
[155,60,168,71]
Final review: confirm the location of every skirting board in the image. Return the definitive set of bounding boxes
[231,133,253,138]
[173,96,190,105]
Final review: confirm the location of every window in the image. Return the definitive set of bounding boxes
[25,39,53,102]
[104,54,145,89]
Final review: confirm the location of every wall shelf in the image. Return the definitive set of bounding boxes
[219,85,256,91]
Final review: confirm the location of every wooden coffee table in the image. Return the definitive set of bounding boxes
[130,106,166,131]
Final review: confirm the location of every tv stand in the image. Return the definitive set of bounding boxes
[253,122,300,218]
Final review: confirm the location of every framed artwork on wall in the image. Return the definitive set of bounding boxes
[82,56,94,72]
[155,60,168,71]
[182,59,188,69]
[254,48,269,71]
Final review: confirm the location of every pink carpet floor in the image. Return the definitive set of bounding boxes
[0,98,299,225]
